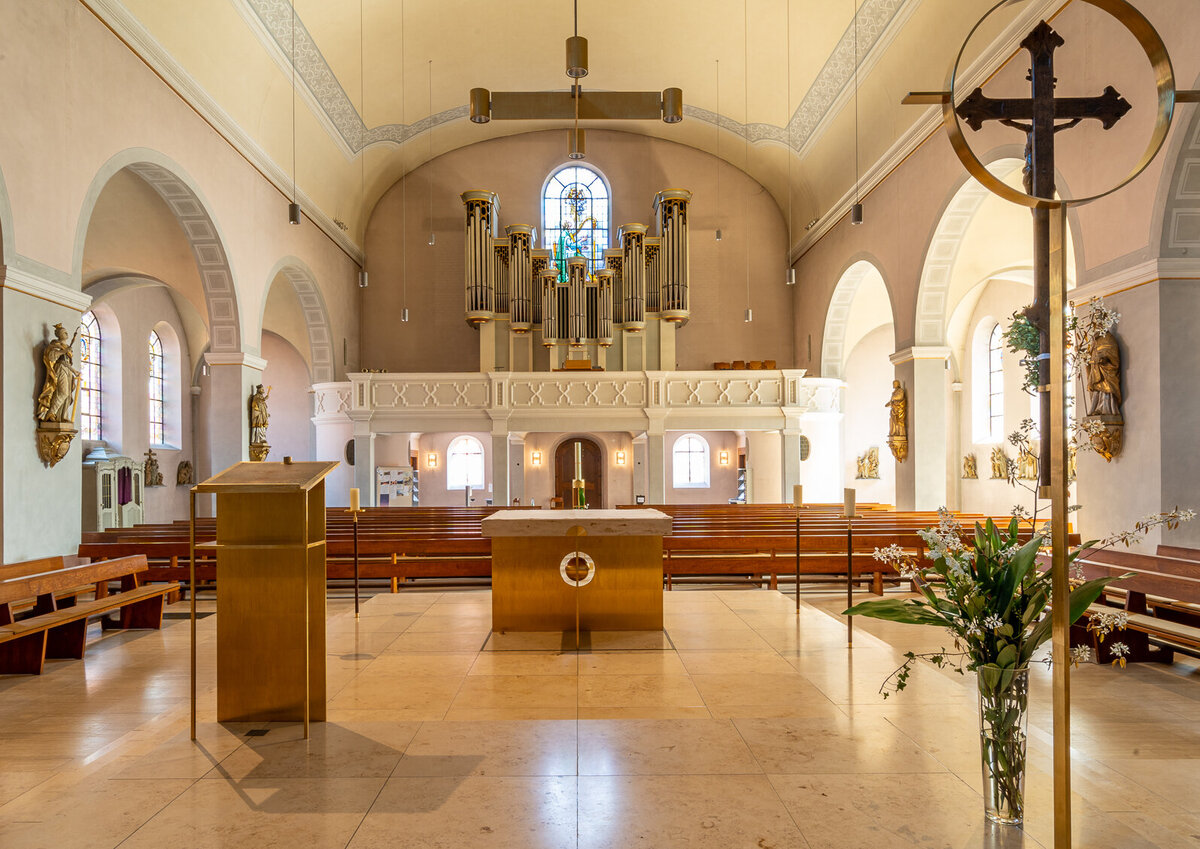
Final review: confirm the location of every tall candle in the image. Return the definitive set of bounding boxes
[350,487,360,512]
[843,487,856,518]
[793,484,803,508]
[574,441,583,479]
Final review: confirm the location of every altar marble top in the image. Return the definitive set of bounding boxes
[480,509,673,537]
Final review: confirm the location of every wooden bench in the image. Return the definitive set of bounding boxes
[1070,548,1200,663]
[0,555,179,675]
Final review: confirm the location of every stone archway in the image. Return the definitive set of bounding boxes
[820,257,893,380]
[260,258,337,383]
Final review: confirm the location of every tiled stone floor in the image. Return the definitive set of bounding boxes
[2,587,1199,848]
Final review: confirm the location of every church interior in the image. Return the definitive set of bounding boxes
[2,1,1200,846]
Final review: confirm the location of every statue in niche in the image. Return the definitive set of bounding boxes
[249,384,271,461]
[885,380,909,463]
[176,460,194,486]
[962,454,978,480]
[36,323,81,423]
[144,449,164,487]
[855,447,880,480]
[1017,448,1038,480]
[990,446,1009,480]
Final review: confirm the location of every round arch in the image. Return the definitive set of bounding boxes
[258,256,337,384]
[71,149,242,353]
[1156,86,1200,258]
[820,256,894,381]
[0,164,13,265]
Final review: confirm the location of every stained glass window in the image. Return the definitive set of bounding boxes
[149,330,165,445]
[542,164,610,275]
[79,311,102,440]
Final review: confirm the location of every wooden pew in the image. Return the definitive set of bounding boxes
[0,555,179,675]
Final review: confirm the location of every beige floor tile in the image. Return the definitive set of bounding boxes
[363,652,479,677]
[691,672,838,709]
[1099,758,1200,811]
[393,720,577,776]
[678,650,797,675]
[666,627,773,651]
[578,718,760,775]
[469,651,579,676]
[382,630,490,653]
[483,631,570,651]
[113,724,254,780]
[347,776,577,849]
[120,778,385,849]
[441,706,580,721]
[578,651,687,676]
[325,674,464,716]
[578,674,705,709]
[449,674,578,710]
[577,706,712,720]
[207,721,420,779]
[578,774,809,849]
[588,630,672,650]
[734,715,948,774]
[0,771,54,807]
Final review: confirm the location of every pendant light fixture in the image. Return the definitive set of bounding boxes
[569,2,585,161]
[850,0,864,225]
[400,0,409,321]
[786,0,796,287]
[714,58,721,242]
[428,59,437,244]
[288,0,301,225]
[743,0,752,323]
[357,0,368,287]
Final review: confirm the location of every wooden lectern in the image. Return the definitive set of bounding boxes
[190,460,337,738]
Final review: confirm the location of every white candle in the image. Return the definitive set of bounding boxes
[793,484,803,508]
[350,487,360,512]
[843,487,856,518]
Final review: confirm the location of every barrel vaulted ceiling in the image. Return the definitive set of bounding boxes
[84,0,1070,262]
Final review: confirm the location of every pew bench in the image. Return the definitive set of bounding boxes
[0,555,179,675]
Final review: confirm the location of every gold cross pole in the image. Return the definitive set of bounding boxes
[900,2,1194,845]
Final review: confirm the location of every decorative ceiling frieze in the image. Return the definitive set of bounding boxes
[242,0,910,156]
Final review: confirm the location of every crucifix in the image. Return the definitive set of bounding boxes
[902,1,1198,845]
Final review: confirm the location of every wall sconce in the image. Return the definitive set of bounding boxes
[531,451,542,466]
[427,452,438,469]
[615,450,627,466]
[719,450,730,466]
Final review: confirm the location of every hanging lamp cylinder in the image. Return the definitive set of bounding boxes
[469,88,491,123]
[568,127,586,160]
[662,87,683,123]
[566,36,588,78]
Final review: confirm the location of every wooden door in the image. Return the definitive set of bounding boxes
[554,438,603,508]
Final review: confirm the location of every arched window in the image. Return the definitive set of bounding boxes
[673,434,710,488]
[987,324,1004,441]
[446,435,485,490]
[148,330,165,445]
[542,164,610,275]
[79,311,102,441]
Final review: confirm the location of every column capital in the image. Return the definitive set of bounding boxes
[889,346,951,366]
[204,352,267,371]
[0,263,91,312]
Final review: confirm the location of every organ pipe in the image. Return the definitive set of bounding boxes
[595,269,614,347]
[654,189,692,324]
[506,224,535,333]
[644,236,661,312]
[604,249,624,326]
[567,256,587,342]
[541,276,559,346]
[531,250,551,324]
[618,223,647,331]
[492,239,510,314]
[460,190,499,326]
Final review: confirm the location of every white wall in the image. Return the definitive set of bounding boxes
[842,325,896,506]
[664,430,739,505]
[260,331,313,463]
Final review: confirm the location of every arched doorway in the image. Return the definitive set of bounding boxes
[555,437,602,508]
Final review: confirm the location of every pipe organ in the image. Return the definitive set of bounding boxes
[461,186,689,371]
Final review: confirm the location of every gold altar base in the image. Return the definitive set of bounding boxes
[491,535,663,631]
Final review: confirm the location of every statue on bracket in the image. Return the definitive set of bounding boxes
[144,449,164,487]
[176,460,194,486]
[1017,448,1039,480]
[249,384,271,462]
[1076,299,1124,462]
[990,446,1009,480]
[962,453,978,480]
[885,380,908,463]
[35,322,82,467]
[855,447,880,480]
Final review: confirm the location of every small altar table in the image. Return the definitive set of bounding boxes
[481,509,672,631]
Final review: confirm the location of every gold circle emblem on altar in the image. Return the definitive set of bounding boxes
[560,551,596,587]
[943,0,1183,209]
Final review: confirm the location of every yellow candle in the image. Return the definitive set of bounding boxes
[574,441,583,479]
[793,484,803,507]
[350,487,360,512]
[843,487,856,518]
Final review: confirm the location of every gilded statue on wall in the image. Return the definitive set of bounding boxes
[249,384,271,461]
[1017,448,1038,480]
[962,453,978,479]
[144,449,164,487]
[176,460,194,486]
[990,446,1009,480]
[885,380,909,463]
[35,322,82,467]
[1075,300,1124,461]
[856,447,880,480]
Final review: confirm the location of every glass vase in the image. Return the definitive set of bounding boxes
[977,665,1029,825]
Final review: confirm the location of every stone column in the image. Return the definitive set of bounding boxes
[507,432,526,505]
[889,346,950,510]
[747,430,783,503]
[646,424,666,504]
[632,433,649,503]
[200,352,267,479]
[352,429,376,507]
[490,431,510,506]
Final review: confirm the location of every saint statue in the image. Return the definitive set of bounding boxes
[885,380,907,438]
[991,446,1009,480]
[249,384,271,445]
[36,323,81,423]
[1083,330,1122,417]
[144,449,164,487]
[176,460,194,486]
[1017,449,1038,480]
[962,454,978,480]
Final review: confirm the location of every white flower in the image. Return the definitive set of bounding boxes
[982,614,1003,630]
[1109,642,1129,657]
[1070,646,1093,666]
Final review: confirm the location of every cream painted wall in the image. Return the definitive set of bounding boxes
[664,431,740,505]
[521,432,634,510]
[260,331,313,463]
[415,432,493,508]
[842,325,896,507]
[363,129,792,373]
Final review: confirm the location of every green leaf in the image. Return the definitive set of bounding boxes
[843,598,950,627]
[997,643,1018,668]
